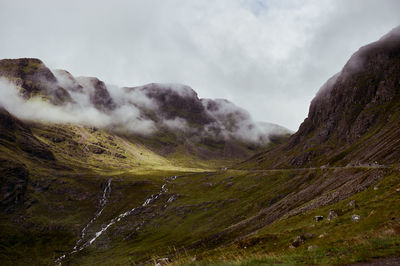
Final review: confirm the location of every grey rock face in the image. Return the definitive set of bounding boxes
[292,235,305,247]
[0,158,29,213]
[327,210,338,221]
[314,215,324,222]
[352,214,361,222]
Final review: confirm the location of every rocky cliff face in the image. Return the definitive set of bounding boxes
[292,27,400,147]
[0,107,54,161]
[0,28,399,266]
[0,158,29,213]
[126,83,215,126]
[0,58,72,105]
[77,76,117,112]
[0,59,291,161]
[239,26,400,169]
[0,107,56,213]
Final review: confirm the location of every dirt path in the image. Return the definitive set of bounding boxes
[229,164,392,173]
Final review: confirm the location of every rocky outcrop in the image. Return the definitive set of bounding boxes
[0,58,72,105]
[291,26,400,148]
[77,77,116,112]
[0,107,55,161]
[239,26,400,169]
[0,158,29,213]
[53,69,83,93]
[0,58,291,161]
[126,83,215,126]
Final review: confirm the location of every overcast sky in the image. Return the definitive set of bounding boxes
[0,0,399,130]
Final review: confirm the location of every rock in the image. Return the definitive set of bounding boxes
[374,185,379,190]
[292,235,305,247]
[352,214,361,222]
[225,182,233,188]
[318,232,327,238]
[18,136,55,160]
[77,77,116,112]
[202,182,213,188]
[0,159,29,213]
[327,210,338,221]
[0,108,55,161]
[308,245,318,251]
[282,28,400,167]
[114,153,126,159]
[349,199,356,207]
[396,188,400,192]
[155,257,170,266]
[0,58,73,105]
[303,233,316,239]
[314,215,324,222]
[88,145,105,154]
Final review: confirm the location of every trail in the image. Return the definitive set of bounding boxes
[231,164,391,173]
[55,175,177,265]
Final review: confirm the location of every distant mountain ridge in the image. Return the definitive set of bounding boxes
[0,26,400,266]
[0,58,290,141]
[0,58,291,160]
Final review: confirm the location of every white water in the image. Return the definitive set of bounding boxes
[55,175,177,265]
[55,178,112,265]
[82,175,177,247]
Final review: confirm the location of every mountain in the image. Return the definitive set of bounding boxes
[0,58,72,105]
[239,26,400,169]
[0,58,290,163]
[0,27,400,266]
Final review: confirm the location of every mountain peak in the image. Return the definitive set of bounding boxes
[239,26,400,169]
[0,58,291,161]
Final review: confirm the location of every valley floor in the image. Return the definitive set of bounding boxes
[5,165,399,265]
[1,124,399,266]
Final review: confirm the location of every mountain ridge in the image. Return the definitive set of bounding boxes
[0,58,291,162]
[238,25,400,170]
[0,27,399,265]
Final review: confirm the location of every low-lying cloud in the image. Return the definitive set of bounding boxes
[315,25,400,101]
[0,68,291,144]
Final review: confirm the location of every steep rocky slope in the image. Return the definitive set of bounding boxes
[0,58,72,105]
[239,26,400,169]
[0,27,399,266]
[0,58,290,161]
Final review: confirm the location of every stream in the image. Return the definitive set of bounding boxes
[55,175,177,265]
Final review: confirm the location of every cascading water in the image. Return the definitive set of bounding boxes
[82,175,177,247]
[55,176,177,265]
[55,178,112,265]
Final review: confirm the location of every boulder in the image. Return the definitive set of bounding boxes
[292,235,305,247]
[352,214,361,222]
[327,210,338,221]
[308,245,318,251]
[155,257,170,266]
[314,215,324,222]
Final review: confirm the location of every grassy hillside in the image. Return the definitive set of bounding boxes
[2,112,398,266]
[1,28,400,266]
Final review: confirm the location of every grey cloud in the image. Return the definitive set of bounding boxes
[0,0,399,130]
[1,65,291,143]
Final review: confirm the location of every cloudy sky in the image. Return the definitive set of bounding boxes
[0,0,399,130]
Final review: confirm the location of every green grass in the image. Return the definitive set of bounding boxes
[171,171,400,265]
[1,121,399,266]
